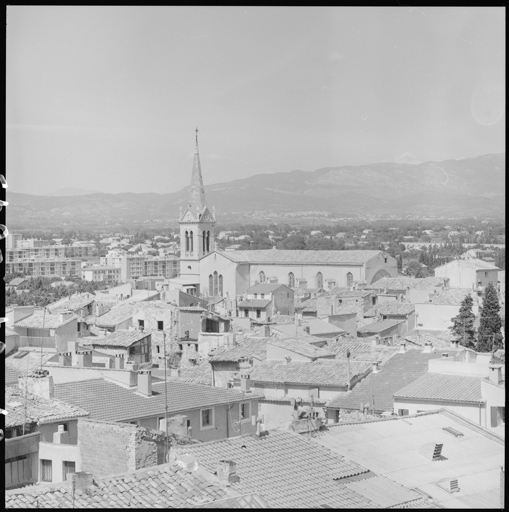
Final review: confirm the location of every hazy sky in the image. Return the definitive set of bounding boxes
[6,6,505,195]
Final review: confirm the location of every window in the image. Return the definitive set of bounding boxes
[316,272,323,289]
[491,406,505,427]
[41,459,53,482]
[398,409,409,416]
[213,271,218,296]
[138,319,145,329]
[201,408,214,429]
[157,321,164,330]
[256,309,261,318]
[260,293,265,299]
[158,417,166,431]
[219,275,223,296]
[244,309,249,317]
[346,272,353,288]
[259,271,266,283]
[288,272,295,288]
[240,402,250,420]
[254,293,258,299]
[63,461,76,481]
[209,274,214,295]
[156,345,160,354]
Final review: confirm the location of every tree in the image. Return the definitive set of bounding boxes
[476,282,504,352]
[449,295,476,348]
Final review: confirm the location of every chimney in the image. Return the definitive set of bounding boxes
[239,358,252,393]
[59,351,72,367]
[216,460,240,484]
[18,370,54,400]
[488,364,503,385]
[72,472,95,492]
[261,324,271,337]
[76,350,92,368]
[283,356,292,365]
[59,311,73,324]
[114,354,125,370]
[67,341,79,354]
[137,369,152,397]
[170,368,181,377]
[437,477,460,493]
[53,424,69,444]
[372,362,379,374]
[399,342,406,354]
[423,342,433,353]
[176,454,198,472]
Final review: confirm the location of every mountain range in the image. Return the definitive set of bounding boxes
[7,153,505,230]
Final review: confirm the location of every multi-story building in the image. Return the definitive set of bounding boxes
[6,244,97,262]
[82,265,122,285]
[5,259,83,278]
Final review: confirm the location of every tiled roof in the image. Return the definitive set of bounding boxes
[95,302,137,328]
[328,287,371,297]
[324,339,399,364]
[54,378,261,423]
[47,293,95,312]
[5,326,19,337]
[267,337,336,359]
[173,430,376,508]
[80,329,149,348]
[195,493,270,508]
[364,302,415,317]
[310,409,504,509]
[8,277,28,286]
[14,310,77,329]
[299,297,317,312]
[237,299,271,308]
[152,364,213,386]
[5,386,89,428]
[5,461,242,508]
[6,350,59,376]
[210,337,270,363]
[393,372,484,403]
[357,319,403,334]
[327,348,454,412]
[404,329,454,347]
[436,258,499,271]
[272,320,344,338]
[246,283,287,293]
[427,288,475,305]
[368,276,447,291]
[217,249,385,265]
[247,359,371,387]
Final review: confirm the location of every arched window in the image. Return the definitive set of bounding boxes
[346,272,353,288]
[288,272,295,288]
[209,274,213,296]
[207,231,211,252]
[213,271,218,296]
[219,275,223,296]
[189,231,193,254]
[203,231,206,253]
[259,271,266,283]
[316,272,323,289]
[185,231,189,253]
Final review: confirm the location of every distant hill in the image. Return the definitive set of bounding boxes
[7,153,505,229]
[49,187,101,196]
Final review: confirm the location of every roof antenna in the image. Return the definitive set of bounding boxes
[195,127,199,151]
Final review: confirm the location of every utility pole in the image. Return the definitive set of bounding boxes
[163,330,169,463]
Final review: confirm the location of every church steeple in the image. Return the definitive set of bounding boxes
[188,127,207,211]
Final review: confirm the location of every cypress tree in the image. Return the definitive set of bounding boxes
[449,294,476,349]
[476,282,504,352]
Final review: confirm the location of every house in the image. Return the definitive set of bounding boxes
[171,429,434,508]
[363,302,416,335]
[357,319,404,339]
[131,300,176,332]
[414,288,480,331]
[325,343,455,419]
[94,302,138,332]
[238,283,294,320]
[6,277,30,294]
[79,330,152,366]
[5,458,254,508]
[134,275,165,291]
[434,258,499,292]
[13,309,78,352]
[5,371,89,489]
[234,358,372,429]
[271,318,345,339]
[265,337,336,362]
[317,288,374,321]
[53,374,261,443]
[47,293,96,338]
[209,336,271,387]
[393,352,505,435]
[367,276,449,303]
[311,409,504,509]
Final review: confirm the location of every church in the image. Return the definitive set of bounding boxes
[170,132,398,300]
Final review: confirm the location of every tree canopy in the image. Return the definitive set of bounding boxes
[476,282,504,352]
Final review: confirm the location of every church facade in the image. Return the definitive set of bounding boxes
[174,132,398,299]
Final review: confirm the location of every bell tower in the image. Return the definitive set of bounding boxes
[178,128,216,286]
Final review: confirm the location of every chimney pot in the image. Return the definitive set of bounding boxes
[399,342,406,353]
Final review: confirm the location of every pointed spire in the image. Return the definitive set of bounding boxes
[188,127,206,210]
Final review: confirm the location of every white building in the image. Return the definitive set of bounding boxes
[434,258,499,291]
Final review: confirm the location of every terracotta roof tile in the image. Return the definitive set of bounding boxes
[267,337,336,359]
[53,378,260,423]
[80,329,150,348]
[394,372,484,403]
[327,348,454,412]
[173,430,375,508]
[210,337,270,363]
[14,310,77,329]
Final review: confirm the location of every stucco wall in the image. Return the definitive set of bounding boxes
[39,441,81,483]
[415,303,478,331]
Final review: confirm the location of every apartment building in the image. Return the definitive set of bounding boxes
[5,259,83,278]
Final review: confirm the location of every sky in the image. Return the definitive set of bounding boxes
[6,6,505,196]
